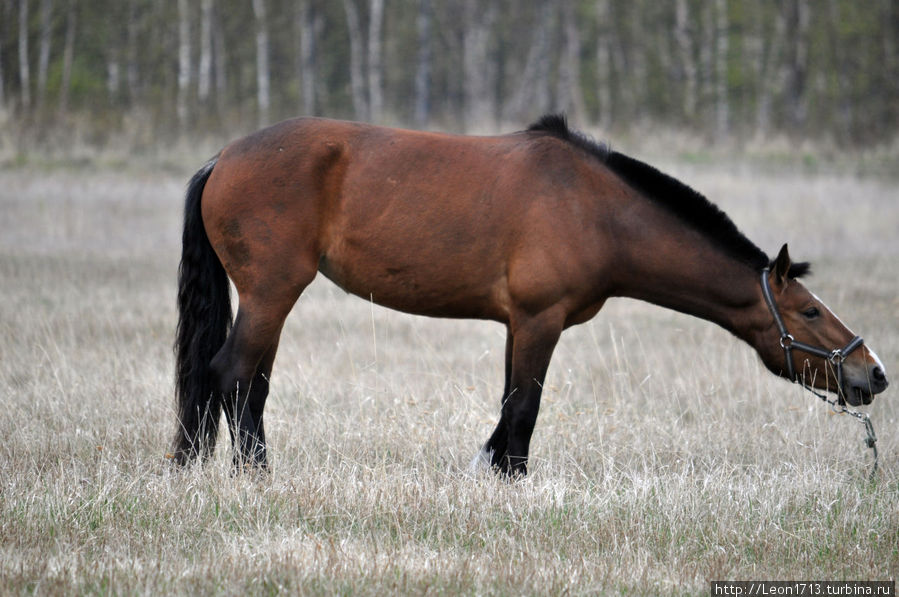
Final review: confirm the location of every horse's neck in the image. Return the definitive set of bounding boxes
[609,207,762,339]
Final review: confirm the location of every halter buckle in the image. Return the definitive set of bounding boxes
[829,349,844,365]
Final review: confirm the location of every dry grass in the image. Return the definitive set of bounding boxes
[1,163,897,595]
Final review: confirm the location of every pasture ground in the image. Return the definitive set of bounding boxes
[1,160,897,595]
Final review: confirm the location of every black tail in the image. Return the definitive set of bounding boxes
[172,157,231,464]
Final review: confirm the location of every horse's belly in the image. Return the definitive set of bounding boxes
[317,250,509,321]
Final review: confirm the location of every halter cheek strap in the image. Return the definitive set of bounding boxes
[759,268,864,402]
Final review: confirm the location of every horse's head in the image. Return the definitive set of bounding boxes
[756,244,888,406]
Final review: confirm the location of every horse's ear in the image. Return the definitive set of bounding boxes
[773,243,791,284]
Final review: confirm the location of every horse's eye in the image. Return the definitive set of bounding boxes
[802,307,820,320]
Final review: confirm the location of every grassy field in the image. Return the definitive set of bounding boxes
[1,160,897,595]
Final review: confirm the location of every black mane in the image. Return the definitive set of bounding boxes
[527,113,613,162]
[527,114,809,277]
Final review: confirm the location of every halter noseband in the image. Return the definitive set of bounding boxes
[760,268,864,404]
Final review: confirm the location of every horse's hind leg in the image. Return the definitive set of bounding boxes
[222,332,281,469]
[211,289,301,470]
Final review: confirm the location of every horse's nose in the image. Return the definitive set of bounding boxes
[871,366,888,393]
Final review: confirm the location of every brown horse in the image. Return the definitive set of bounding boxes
[173,115,888,475]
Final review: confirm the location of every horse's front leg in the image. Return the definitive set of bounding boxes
[477,311,563,477]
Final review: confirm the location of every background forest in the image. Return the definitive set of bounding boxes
[2,0,898,154]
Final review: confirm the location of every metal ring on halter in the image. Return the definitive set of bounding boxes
[829,349,844,365]
[780,334,794,349]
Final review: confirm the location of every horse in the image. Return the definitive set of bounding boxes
[172,114,888,476]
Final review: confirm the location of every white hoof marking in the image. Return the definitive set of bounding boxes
[468,447,494,475]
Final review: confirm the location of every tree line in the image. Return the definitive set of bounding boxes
[2,0,897,145]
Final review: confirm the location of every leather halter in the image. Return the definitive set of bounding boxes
[760,268,864,404]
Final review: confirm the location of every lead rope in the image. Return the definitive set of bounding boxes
[796,380,878,480]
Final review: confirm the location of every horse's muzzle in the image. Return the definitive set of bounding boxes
[844,365,888,406]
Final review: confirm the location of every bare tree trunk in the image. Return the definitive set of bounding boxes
[786,0,809,132]
[595,0,612,128]
[755,3,785,136]
[825,0,851,139]
[212,3,227,116]
[106,57,120,103]
[413,0,431,127]
[125,0,139,106]
[885,0,897,85]
[674,0,696,121]
[343,0,367,120]
[714,0,729,138]
[19,0,31,110]
[655,7,674,89]
[882,0,898,132]
[699,3,714,121]
[367,0,384,121]
[198,0,212,103]
[251,0,270,126]
[57,0,75,116]
[505,3,552,124]
[36,0,52,113]
[557,0,585,122]
[0,9,5,113]
[297,0,317,115]
[462,0,496,130]
[176,0,191,126]
[611,8,638,122]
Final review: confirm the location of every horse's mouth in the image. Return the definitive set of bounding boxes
[844,386,875,407]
